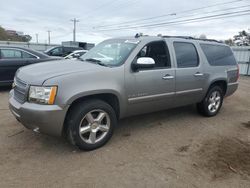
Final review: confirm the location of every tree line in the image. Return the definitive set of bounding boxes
[0,26,32,42]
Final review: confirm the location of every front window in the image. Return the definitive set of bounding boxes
[80,39,139,66]
[137,41,171,68]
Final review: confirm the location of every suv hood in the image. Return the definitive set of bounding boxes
[16,59,106,85]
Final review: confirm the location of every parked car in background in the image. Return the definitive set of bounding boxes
[64,50,88,60]
[44,46,83,57]
[9,36,239,151]
[0,46,61,86]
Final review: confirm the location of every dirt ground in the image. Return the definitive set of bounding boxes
[0,77,250,188]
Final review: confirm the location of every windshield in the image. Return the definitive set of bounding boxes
[80,39,139,66]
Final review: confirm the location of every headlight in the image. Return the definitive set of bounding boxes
[28,86,57,105]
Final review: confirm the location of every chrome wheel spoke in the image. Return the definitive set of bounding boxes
[86,112,94,124]
[89,131,97,144]
[80,125,91,134]
[99,125,109,132]
[96,112,106,124]
[210,93,215,100]
[208,104,213,111]
[215,96,221,102]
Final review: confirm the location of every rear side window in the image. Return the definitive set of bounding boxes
[174,42,199,68]
[0,49,22,59]
[200,44,237,66]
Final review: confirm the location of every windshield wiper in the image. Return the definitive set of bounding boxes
[96,62,109,67]
[84,58,101,63]
[80,58,109,67]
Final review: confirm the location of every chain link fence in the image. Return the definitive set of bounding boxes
[232,46,250,76]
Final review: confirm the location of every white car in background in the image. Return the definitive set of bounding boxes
[64,50,88,60]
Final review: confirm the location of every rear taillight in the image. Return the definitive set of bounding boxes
[237,64,240,81]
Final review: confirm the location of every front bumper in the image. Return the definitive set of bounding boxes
[9,90,69,137]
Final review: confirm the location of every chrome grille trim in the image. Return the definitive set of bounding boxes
[14,78,28,104]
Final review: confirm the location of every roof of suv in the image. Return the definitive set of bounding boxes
[112,35,227,46]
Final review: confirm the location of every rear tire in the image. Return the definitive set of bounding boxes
[66,99,117,151]
[197,86,223,117]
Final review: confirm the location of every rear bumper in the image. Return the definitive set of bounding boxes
[9,90,69,137]
[225,82,238,97]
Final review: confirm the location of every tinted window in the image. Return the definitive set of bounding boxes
[64,47,73,53]
[174,42,199,68]
[0,49,22,59]
[22,51,37,59]
[137,41,171,68]
[200,44,237,66]
[50,47,63,55]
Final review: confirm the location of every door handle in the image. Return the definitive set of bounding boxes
[194,72,204,77]
[162,74,174,80]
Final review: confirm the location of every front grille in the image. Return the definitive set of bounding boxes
[14,78,28,104]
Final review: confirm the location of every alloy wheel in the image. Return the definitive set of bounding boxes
[79,109,110,144]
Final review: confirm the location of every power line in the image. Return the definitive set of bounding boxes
[94,0,246,29]
[95,9,250,31]
[79,0,123,20]
[79,0,140,28]
[96,4,250,30]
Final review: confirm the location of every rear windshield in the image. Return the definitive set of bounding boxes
[200,44,237,66]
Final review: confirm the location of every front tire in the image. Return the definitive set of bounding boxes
[197,86,224,117]
[66,99,117,151]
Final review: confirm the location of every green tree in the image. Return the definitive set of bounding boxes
[0,26,32,42]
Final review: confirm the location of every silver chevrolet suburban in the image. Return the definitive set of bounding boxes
[9,35,239,150]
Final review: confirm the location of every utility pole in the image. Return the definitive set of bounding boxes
[47,30,51,44]
[35,33,38,43]
[70,18,79,42]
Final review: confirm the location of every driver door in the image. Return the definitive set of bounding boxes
[126,41,176,116]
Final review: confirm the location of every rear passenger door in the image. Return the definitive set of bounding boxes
[173,41,205,105]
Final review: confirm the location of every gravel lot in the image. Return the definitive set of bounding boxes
[0,77,250,188]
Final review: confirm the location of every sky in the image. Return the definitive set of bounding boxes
[0,0,250,44]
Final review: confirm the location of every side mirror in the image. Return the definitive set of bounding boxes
[132,57,155,71]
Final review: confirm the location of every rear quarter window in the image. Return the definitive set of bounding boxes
[200,44,237,66]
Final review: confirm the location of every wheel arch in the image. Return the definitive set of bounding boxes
[62,92,121,136]
[208,79,228,96]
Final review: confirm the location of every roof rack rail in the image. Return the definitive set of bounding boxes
[161,35,222,43]
[162,35,195,40]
